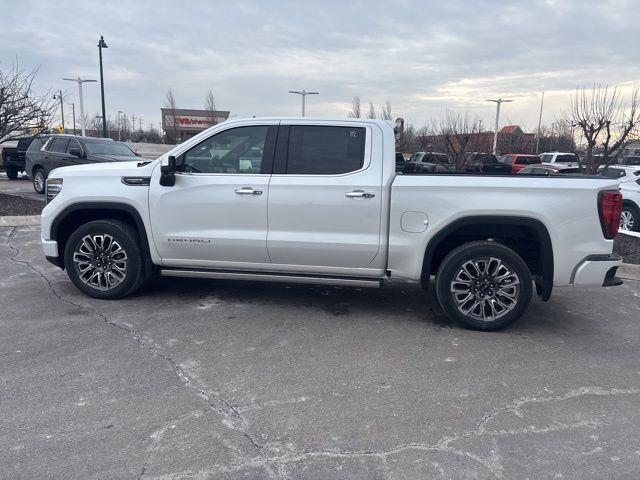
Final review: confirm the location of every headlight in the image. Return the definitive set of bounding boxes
[45,178,63,204]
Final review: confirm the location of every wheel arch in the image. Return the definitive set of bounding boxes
[50,202,154,276]
[421,216,554,301]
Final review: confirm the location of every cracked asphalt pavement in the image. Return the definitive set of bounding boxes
[2,226,640,479]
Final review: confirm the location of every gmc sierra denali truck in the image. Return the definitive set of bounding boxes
[40,118,623,330]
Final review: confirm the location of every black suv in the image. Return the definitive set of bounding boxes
[403,151,454,173]
[1,137,40,179]
[26,135,139,193]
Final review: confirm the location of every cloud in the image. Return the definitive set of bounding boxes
[1,0,639,132]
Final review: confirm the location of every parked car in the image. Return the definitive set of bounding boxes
[403,151,454,173]
[464,153,512,174]
[26,135,139,194]
[540,152,581,167]
[617,156,640,166]
[517,163,581,175]
[497,154,541,173]
[1,136,38,179]
[598,166,640,183]
[40,118,623,331]
[395,152,405,172]
[620,181,640,231]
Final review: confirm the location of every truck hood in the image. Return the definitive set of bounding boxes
[49,159,158,178]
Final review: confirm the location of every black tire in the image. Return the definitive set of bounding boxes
[64,220,145,299]
[620,203,640,232]
[435,240,533,331]
[32,168,46,194]
[6,166,18,180]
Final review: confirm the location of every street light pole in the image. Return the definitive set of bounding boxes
[53,90,65,131]
[98,35,109,138]
[63,77,97,137]
[117,110,123,141]
[536,91,545,154]
[289,89,319,117]
[71,103,76,135]
[486,98,513,155]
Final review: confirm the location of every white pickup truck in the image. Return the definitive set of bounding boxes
[40,118,624,330]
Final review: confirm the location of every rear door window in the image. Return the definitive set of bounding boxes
[285,126,365,175]
[49,138,69,153]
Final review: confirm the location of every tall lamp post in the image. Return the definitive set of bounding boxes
[98,35,109,137]
[535,91,544,154]
[486,98,513,155]
[53,90,65,132]
[289,89,319,117]
[63,77,97,136]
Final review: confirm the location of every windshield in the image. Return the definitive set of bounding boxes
[84,141,136,156]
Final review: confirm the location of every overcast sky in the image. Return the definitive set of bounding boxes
[2,0,639,132]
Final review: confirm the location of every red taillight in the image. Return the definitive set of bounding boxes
[598,190,623,239]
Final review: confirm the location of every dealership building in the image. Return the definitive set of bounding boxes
[161,108,230,143]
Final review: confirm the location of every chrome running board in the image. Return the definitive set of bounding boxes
[160,268,383,288]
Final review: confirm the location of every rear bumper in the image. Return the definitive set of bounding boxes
[570,254,623,287]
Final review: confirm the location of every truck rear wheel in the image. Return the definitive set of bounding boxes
[6,166,18,180]
[435,241,532,331]
[64,220,144,299]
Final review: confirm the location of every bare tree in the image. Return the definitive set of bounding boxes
[0,60,55,141]
[348,96,361,118]
[564,84,640,173]
[433,111,485,172]
[163,88,179,143]
[380,101,393,120]
[367,101,376,119]
[204,90,218,126]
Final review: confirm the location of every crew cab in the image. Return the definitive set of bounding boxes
[40,118,623,330]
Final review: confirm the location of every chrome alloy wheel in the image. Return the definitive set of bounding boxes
[72,234,128,291]
[450,257,520,322]
[34,171,45,192]
[620,210,634,231]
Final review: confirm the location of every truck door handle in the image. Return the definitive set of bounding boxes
[345,190,375,198]
[235,187,263,195]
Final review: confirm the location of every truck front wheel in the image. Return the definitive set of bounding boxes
[435,241,532,331]
[64,220,144,299]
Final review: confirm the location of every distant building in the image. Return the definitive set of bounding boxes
[161,108,230,144]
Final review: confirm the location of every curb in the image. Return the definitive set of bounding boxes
[0,215,41,227]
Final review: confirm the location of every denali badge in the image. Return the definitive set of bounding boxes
[168,238,212,244]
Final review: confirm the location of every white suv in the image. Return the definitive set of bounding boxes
[539,152,581,167]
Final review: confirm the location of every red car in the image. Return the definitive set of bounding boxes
[497,154,541,173]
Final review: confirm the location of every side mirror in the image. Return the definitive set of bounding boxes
[69,147,83,157]
[160,155,183,187]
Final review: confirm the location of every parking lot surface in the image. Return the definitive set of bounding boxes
[0,174,44,201]
[2,226,640,479]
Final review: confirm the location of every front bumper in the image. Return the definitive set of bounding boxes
[571,254,623,287]
[42,239,59,257]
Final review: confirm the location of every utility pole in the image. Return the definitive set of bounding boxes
[53,90,65,131]
[536,91,544,154]
[63,77,97,136]
[97,35,109,137]
[289,89,319,117]
[486,98,513,155]
[71,103,76,135]
[117,111,123,141]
